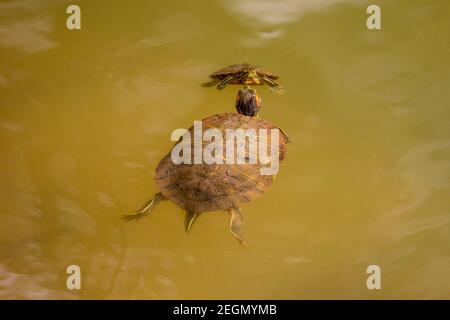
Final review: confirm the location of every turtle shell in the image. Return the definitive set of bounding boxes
[155,113,288,213]
[210,63,278,80]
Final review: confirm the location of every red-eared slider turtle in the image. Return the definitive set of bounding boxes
[203,63,285,94]
[123,87,288,245]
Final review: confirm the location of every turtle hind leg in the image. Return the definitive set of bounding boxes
[228,208,246,246]
[217,75,234,90]
[185,210,200,233]
[122,192,165,221]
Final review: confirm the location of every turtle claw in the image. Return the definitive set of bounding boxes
[261,75,285,95]
[269,86,285,95]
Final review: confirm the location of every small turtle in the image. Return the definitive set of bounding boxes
[123,87,288,245]
[203,63,285,94]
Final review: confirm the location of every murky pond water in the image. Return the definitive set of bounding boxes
[0,0,449,299]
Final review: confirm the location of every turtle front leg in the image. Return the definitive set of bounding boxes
[262,76,285,95]
[122,192,165,221]
[277,126,291,144]
[201,79,219,88]
[228,208,246,246]
[217,75,234,90]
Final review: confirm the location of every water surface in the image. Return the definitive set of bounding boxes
[0,0,449,299]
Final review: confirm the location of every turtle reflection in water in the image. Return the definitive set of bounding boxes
[203,63,285,94]
[124,87,288,245]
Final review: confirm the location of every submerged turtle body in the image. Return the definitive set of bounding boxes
[155,113,288,214]
[210,63,278,83]
[124,87,288,245]
[204,63,284,94]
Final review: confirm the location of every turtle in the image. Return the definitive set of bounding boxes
[203,63,285,94]
[123,87,288,245]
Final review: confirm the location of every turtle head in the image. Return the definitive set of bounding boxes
[247,70,258,79]
[235,86,261,117]
[243,70,260,85]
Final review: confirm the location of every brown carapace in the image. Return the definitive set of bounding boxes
[123,87,288,245]
[203,63,285,94]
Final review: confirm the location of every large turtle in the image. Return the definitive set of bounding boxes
[123,87,288,245]
[203,63,285,94]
